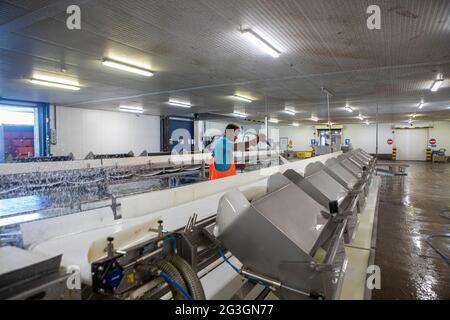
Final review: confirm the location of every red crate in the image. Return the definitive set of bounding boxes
[4,131,34,140]
[22,132,34,139]
[12,139,33,147]
[15,147,34,156]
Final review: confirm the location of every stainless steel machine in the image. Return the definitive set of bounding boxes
[337,155,370,195]
[0,246,81,300]
[281,163,359,244]
[0,150,378,301]
[324,158,367,210]
[338,149,376,191]
[0,160,208,247]
[86,216,220,300]
[214,173,347,300]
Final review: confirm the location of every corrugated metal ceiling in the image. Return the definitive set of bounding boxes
[0,0,449,124]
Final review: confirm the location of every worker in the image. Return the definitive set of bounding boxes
[209,123,265,180]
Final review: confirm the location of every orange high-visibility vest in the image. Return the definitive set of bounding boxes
[209,157,236,180]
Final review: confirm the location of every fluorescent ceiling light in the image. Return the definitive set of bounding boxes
[233,111,247,118]
[311,116,319,122]
[365,120,370,125]
[418,102,424,109]
[32,74,79,86]
[119,106,143,114]
[430,80,443,92]
[408,118,413,124]
[269,118,279,123]
[344,105,353,113]
[292,122,300,127]
[430,74,444,92]
[358,114,364,121]
[284,108,296,116]
[30,76,80,91]
[233,95,252,103]
[412,114,417,118]
[102,58,154,77]
[168,100,191,108]
[241,28,281,58]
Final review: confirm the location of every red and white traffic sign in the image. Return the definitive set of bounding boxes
[429,138,437,145]
[387,139,394,145]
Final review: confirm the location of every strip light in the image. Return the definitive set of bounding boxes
[168,100,191,108]
[358,114,364,121]
[102,58,154,77]
[284,108,296,116]
[365,120,370,125]
[311,116,319,122]
[233,95,252,103]
[430,74,444,92]
[30,77,80,91]
[233,111,247,118]
[418,102,424,109]
[344,105,353,113]
[240,28,281,58]
[269,118,279,124]
[119,106,144,114]
[292,122,300,127]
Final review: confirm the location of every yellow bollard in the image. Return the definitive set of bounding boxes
[426,147,432,161]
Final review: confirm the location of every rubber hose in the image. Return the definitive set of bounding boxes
[168,255,206,300]
[155,260,189,300]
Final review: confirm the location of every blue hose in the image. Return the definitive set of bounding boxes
[165,236,177,254]
[218,250,240,273]
[159,271,193,300]
[219,250,268,288]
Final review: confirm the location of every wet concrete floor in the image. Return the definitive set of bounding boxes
[373,161,450,299]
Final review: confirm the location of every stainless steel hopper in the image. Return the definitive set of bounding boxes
[214,173,347,300]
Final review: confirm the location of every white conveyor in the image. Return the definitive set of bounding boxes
[21,152,342,293]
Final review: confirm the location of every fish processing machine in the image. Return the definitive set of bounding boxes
[0,150,381,300]
[0,151,281,247]
[281,163,359,244]
[323,158,367,209]
[0,246,81,300]
[213,173,347,300]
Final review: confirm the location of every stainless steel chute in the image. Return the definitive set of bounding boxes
[214,173,347,299]
[324,158,367,210]
[281,164,359,244]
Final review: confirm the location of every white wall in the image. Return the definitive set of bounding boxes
[271,121,450,155]
[51,107,160,159]
[342,123,393,154]
[343,121,450,154]
[429,121,450,151]
[276,125,315,151]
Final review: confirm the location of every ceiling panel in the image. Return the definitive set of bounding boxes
[0,0,448,124]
